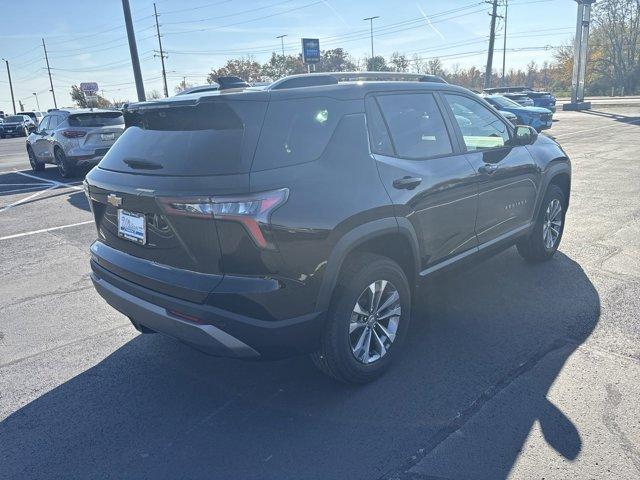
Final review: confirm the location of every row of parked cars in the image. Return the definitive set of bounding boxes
[0,110,44,138]
[483,86,557,132]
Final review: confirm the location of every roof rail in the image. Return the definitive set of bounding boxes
[269,71,447,90]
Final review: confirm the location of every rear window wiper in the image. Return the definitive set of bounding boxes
[123,158,163,170]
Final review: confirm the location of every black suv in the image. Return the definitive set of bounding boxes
[86,72,571,383]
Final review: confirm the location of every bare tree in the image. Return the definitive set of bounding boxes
[592,0,640,94]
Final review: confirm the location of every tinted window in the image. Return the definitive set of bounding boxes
[253,97,347,170]
[365,96,393,156]
[101,99,267,176]
[68,112,123,127]
[38,116,51,131]
[48,115,61,128]
[376,93,453,159]
[5,116,24,122]
[444,94,510,151]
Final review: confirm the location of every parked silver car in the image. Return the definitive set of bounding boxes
[26,109,124,177]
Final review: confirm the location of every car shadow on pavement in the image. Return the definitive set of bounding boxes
[0,248,599,480]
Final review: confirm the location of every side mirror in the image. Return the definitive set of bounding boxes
[514,125,538,146]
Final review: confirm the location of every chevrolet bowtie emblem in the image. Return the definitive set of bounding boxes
[107,194,122,207]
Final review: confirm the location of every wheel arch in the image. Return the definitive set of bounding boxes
[535,159,571,218]
[316,217,420,312]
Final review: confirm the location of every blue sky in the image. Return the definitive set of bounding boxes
[0,0,577,112]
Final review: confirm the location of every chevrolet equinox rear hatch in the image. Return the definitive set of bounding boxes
[88,92,269,300]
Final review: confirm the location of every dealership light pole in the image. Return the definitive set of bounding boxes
[122,0,146,101]
[2,58,16,114]
[363,16,379,63]
[32,92,40,111]
[276,34,287,57]
[564,0,596,110]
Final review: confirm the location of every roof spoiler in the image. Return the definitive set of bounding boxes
[217,76,251,89]
[269,71,447,90]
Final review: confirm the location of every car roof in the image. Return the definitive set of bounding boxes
[46,108,121,115]
[125,72,474,110]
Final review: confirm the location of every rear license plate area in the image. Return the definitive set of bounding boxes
[117,209,146,245]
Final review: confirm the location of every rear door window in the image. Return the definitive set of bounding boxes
[375,93,453,160]
[38,116,50,132]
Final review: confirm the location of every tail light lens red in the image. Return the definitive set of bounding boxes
[61,130,87,138]
[158,188,289,249]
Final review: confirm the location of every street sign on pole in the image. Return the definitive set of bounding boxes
[301,38,320,64]
[80,82,99,95]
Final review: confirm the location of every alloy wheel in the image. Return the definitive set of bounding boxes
[55,150,67,176]
[349,280,401,364]
[543,198,562,249]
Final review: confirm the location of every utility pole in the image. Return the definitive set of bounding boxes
[565,0,596,110]
[501,0,508,86]
[122,0,146,101]
[484,0,499,89]
[276,34,287,57]
[363,16,380,66]
[42,39,57,109]
[153,3,169,98]
[3,59,16,114]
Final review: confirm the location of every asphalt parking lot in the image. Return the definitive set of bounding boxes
[1,107,639,479]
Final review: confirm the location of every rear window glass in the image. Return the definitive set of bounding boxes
[376,93,453,159]
[68,112,123,127]
[100,100,267,176]
[252,97,348,170]
[4,116,24,122]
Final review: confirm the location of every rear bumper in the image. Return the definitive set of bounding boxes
[92,272,261,359]
[90,259,325,359]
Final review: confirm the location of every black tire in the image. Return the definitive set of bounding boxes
[27,146,45,172]
[517,184,566,262]
[54,147,75,178]
[310,253,411,384]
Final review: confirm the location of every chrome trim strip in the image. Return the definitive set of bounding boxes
[420,222,532,277]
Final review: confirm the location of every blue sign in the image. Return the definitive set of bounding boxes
[301,38,320,64]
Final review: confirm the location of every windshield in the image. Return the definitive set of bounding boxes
[488,96,521,109]
[4,116,24,122]
[68,112,124,127]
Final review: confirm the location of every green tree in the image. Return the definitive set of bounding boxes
[260,53,306,81]
[207,56,263,83]
[315,48,357,72]
[69,85,111,108]
[366,55,391,72]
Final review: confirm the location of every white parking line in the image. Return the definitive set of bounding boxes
[13,170,83,191]
[0,184,57,213]
[0,185,50,195]
[0,220,94,241]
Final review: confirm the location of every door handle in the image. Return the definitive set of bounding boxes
[393,176,422,190]
[478,163,499,175]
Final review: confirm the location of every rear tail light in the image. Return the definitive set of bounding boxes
[61,130,86,138]
[158,188,289,249]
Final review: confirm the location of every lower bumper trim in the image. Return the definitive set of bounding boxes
[92,273,260,359]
